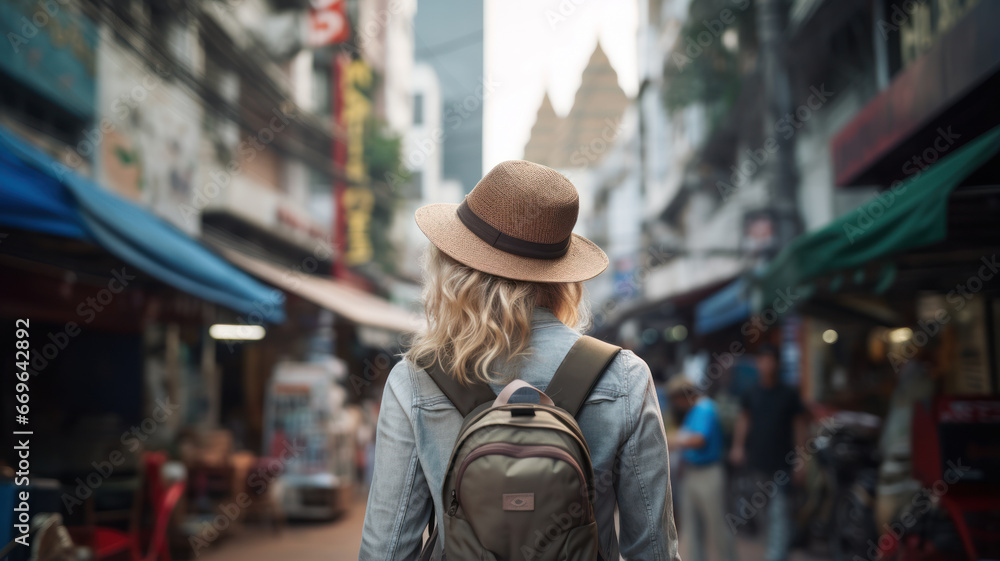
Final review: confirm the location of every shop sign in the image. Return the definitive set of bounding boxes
[939,400,1000,424]
[344,186,374,265]
[950,296,991,395]
[890,0,981,69]
[342,59,373,265]
[1,0,96,118]
[742,209,776,255]
[613,256,639,300]
[276,205,328,243]
[307,0,350,47]
[781,313,802,386]
[936,398,1000,482]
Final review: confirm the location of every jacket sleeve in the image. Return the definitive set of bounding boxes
[614,352,682,561]
[359,363,434,560]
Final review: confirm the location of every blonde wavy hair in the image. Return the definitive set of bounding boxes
[405,247,591,386]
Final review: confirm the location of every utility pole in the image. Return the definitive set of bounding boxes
[755,0,799,251]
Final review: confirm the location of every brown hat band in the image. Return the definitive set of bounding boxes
[456,199,571,260]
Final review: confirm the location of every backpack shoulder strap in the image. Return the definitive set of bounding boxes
[547,335,622,417]
[424,362,496,418]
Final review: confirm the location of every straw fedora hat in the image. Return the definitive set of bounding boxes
[415,160,609,283]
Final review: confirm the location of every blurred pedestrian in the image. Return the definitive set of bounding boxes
[875,335,945,532]
[730,343,808,561]
[667,376,738,561]
[359,160,679,560]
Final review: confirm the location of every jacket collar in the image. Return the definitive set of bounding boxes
[531,306,561,326]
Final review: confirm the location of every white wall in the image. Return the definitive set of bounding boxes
[374,0,416,136]
[393,61,448,280]
[95,25,203,234]
[795,86,882,233]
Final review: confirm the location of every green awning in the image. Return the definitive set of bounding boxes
[758,124,1000,302]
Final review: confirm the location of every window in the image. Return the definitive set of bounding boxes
[0,69,87,147]
[312,63,331,116]
[396,170,421,200]
[413,93,424,126]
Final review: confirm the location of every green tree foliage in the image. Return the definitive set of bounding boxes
[662,0,754,120]
[364,117,408,274]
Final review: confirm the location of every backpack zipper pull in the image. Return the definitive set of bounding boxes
[448,490,458,516]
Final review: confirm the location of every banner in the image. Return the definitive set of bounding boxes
[342,59,373,265]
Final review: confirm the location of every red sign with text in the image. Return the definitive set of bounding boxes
[307,0,350,47]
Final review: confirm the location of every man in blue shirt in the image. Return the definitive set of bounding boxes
[667,376,737,561]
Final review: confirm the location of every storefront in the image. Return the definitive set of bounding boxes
[751,9,1000,551]
[0,125,286,547]
[758,111,1000,406]
[767,0,1000,406]
[216,249,423,499]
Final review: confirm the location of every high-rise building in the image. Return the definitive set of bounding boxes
[413,0,484,195]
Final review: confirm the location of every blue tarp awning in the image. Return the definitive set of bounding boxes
[0,126,284,324]
[694,277,750,335]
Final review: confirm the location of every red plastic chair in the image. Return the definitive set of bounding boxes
[142,481,185,561]
[72,452,185,561]
[86,481,184,561]
[143,453,168,514]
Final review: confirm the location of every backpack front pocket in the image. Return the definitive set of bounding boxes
[454,442,593,560]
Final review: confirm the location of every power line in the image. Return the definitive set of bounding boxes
[415,29,483,57]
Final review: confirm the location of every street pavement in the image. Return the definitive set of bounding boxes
[197,494,829,561]
[196,493,370,561]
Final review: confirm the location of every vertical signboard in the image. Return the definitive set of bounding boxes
[341,59,373,266]
[308,0,350,47]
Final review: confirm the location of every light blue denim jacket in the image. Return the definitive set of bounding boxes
[359,308,680,561]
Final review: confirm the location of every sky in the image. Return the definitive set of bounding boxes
[483,0,639,171]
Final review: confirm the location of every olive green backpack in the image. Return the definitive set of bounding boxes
[420,336,621,561]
